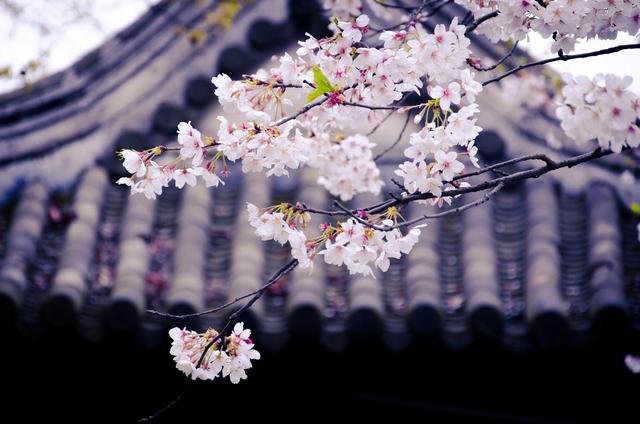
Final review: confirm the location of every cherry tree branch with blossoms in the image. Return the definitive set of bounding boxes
[122,0,640,421]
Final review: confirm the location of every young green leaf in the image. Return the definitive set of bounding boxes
[306,87,326,103]
[306,65,336,103]
[313,65,335,92]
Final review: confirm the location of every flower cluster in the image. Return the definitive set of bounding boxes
[247,202,422,276]
[216,116,312,177]
[212,72,295,123]
[395,103,482,201]
[456,0,640,53]
[115,1,640,394]
[314,134,384,201]
[169,322,260,383]
[321,218,422,275]
[207,14,482,199]
[117,122,225,199]
[500,72,551,110]
[556,73,640,152]
[377,18,483,201]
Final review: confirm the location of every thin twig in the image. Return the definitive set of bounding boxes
[333,200,384,230]
[341,101,401,111]
[468,41,519,72]
[374,112,412,161]
[275,97,327,126]
[464,10,500,35]
[389,183,504,229]
[369,0,453,35]
[365,147,619,215]
[242,76,304,89]
[195,258,299,367]
[451,152,556,181]
[372,0,418,10]
[298,147,614,218]
[147,259,299,319]
[140,259,299,422]
[482,43,640,87]
[138,384,189,423]
[367,92,413,136]
[299,203,342,217]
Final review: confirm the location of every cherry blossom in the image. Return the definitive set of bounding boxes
[556,73,640,152]
[121,149,146,177]
[177,121,205,166]
[174,168,197,189]
[321,240,349,267]
[455,0,640,54]
[395,161,431,194]
[430,82,461,111]
[446,104,482,145]
[121,12,491,206]
[168,323,259,383]
[338,15,369,42]
[247,202,425,277]
[117,4,640,399]
[466,141,480,168]
[117,162,166,200]
[314,134,384,200]
[433,150,465,181]
[194,166,225,188]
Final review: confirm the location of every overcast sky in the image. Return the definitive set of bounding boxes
[0,0,158,93]
[520,32,640,93]
[0,1,638,94]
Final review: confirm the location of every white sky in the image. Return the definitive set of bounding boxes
[520,32,640,94]
[0,1,638,94]
[0,0,158,93]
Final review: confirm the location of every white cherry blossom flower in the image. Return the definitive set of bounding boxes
[121,149,146,177]
[430,82,461,111]
[177,121,205,166]
[432,150,464,181]
[194,167,225,188]
[174,168,197,189]
[395,161,429,194]
[338,15,369,43]
[321,240,349,266]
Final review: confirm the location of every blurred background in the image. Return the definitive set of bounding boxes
[0,0,639,422]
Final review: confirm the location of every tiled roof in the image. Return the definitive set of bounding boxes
[0,0,638,356]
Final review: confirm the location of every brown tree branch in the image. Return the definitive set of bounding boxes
[365,146,621,215]
[389,182,504,229]
[468,41,519,72]
[139,258,299,422]
[147,259,298,320]
[464,10,500,35]
[372,0,421,11]
[138,385,189,423]
[482,43,640,87]
[299,147,621,219]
